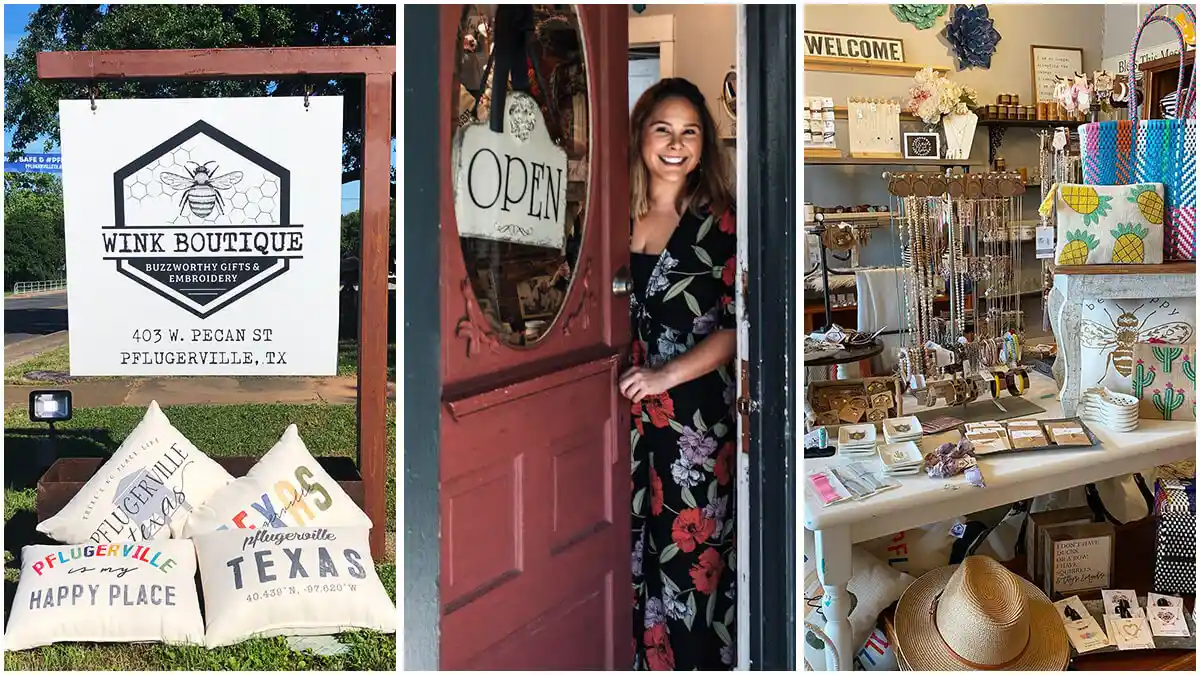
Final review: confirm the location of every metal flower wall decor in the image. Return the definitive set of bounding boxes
[943,4,1002,70]
[891,4,948,31]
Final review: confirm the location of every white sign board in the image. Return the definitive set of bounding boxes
[453,91,567,250]
[1032,46,1083,103]
[1101,42,1192,81]
[60,97,343,376]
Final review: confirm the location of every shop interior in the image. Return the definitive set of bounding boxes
[802,3,1195,671]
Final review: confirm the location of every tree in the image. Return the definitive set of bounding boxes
[4,173,66,290]
[4,5,396,192]
[341,201,397,271]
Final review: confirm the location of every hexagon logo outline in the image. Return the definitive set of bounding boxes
[110,120,295,319]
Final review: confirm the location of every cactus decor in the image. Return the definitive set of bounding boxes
[1184,356,1197,419]
[1132,359,1157,399]
[1133,342,1197,421]
[1152,346,1183,373]
[1153,384,1185,421]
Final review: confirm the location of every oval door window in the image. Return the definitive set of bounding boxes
[453,5,590,347]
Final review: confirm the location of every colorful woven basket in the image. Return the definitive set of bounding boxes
[1079,4,1197,261]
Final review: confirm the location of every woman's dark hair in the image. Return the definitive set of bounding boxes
[630,77,732,219]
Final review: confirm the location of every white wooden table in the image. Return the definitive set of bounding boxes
[803,398,1195,671]
[1047,268,1196,417]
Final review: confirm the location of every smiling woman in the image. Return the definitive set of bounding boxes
[626,77,739,672]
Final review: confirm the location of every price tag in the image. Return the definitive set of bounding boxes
[1036,225,1056,259]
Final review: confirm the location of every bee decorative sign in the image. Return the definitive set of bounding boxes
[60,97,343,376]
[1080,297,1195,392]
[453,91,568,250]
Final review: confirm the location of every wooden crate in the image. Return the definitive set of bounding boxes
[36,456,365,524]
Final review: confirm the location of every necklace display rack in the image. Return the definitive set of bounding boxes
[1037,127,1081,332]
[886,170,1032,408]
[847,97,902,159]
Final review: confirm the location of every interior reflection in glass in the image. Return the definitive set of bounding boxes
[454,5,589,347]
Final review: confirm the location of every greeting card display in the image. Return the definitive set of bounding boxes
[181,424,371,537]
[4,540,204,650]
[193,527,396,647]
[37,401,234,544]
[1130,342,1197,421]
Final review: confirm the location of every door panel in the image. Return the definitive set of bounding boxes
[439,4,630,670]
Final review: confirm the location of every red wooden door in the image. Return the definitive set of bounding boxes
[438,5,631,670]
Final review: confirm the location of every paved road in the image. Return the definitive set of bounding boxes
[5,291,67,345]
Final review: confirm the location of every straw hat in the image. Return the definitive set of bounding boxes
[894,556,1069,671]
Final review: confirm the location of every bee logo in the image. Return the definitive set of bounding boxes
[160,161,244,219]
[1080,301,1193,381]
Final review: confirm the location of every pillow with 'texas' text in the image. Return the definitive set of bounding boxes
[180,423,372,537]
[37,400,234,544]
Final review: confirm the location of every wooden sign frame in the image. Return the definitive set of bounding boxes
[803,30,905,63]
[1031,44,1084,103]
[1042,521,1116,598]
[35,46,395,560]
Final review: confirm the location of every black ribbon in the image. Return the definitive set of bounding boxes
[488,5,534,133]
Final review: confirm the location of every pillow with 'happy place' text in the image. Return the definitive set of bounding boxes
[37,400,234,544]
[180,424,372,537]
[193,526,396,647]
[4,540,204,650]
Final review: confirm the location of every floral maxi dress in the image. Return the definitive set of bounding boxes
[631,205,737,670]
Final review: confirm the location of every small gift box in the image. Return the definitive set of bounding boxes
[1046,182,1167,266]
[1130,342,1197,421]
[1153,478,1196,595]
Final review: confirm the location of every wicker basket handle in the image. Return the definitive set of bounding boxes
[1128,5,1197,124]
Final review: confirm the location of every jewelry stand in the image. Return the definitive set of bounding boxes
[886,171,1029,405]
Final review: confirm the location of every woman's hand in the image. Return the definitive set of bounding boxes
[618,366,676,403]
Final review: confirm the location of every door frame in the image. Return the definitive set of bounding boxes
[743,4,797,671]
[627,14,675,77]
[402,5,441,671]
[401,4,797,669]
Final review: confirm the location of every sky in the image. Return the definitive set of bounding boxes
[3,4,396,214]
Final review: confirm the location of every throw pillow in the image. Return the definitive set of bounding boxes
[193,526,396,647]
[180,424,372,537]
[4,540,204,650]
[37,400,234,544]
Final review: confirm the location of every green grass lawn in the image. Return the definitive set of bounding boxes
[3,402,396,670]
[5,341,396,384]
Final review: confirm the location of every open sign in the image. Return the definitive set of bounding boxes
[453,91,568,250]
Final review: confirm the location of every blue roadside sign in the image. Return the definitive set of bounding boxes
[5,153,62,174]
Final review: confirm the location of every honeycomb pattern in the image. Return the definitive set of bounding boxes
[122,139,281,226]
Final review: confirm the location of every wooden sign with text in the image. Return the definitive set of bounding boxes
[1043,521,1115,597]
[803,31,905,63]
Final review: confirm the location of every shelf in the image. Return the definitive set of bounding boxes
[813,212,893,222]
[804,56,950,77]
[805,156,985,167]
[979,118,1085,127]
[1049,262,1197,275]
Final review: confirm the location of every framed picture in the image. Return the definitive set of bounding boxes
[515,274,564,320]
[1042,521,1115,598]
[1031,45,1084,103]
[903,132,940,160]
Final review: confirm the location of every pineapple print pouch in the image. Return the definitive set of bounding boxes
[1048,182,1166,266]
[1130,342,1197,421]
